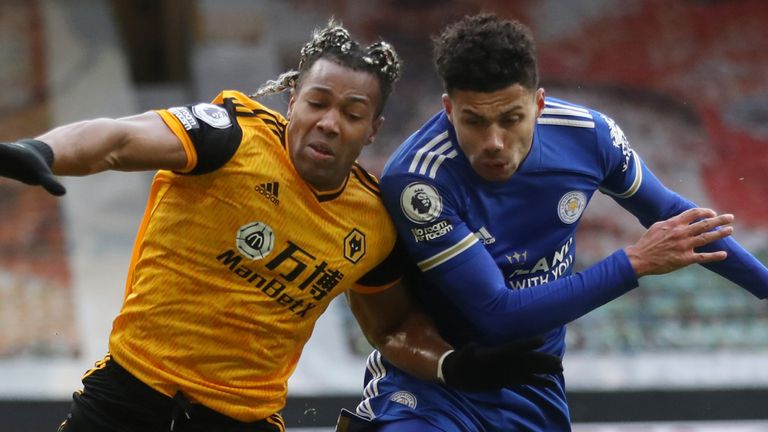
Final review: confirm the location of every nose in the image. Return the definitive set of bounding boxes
[483,126,504,153]
[316,109,341,136]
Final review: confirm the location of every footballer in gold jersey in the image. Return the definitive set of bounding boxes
[109,89,401,422]
[0,21,561,432]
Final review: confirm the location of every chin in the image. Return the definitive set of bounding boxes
[485,174,511,183]
[475,166,513,182]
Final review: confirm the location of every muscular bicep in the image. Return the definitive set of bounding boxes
[42,111,187,175]
[108,112,188,171]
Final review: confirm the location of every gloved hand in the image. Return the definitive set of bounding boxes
[439,338,562,391]
[0,139,65,195]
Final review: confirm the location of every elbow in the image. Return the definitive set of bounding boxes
[361,317,408,353]
[374,312,438,358]
[366,328,394,352]
[376,331,406,355]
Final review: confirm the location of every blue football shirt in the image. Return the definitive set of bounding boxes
[357,97,768,431]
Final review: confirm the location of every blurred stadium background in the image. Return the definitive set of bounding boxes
[1,0,767,430]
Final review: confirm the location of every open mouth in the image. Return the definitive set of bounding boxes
[307,142,335,160]
[484,160,507,169]
[310,143,333,155]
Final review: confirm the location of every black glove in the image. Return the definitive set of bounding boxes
[439,338,563,392]
[0,139,65,195]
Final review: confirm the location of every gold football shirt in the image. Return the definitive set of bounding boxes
[107,91,399,422]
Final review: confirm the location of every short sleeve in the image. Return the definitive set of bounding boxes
[155,97,243,175]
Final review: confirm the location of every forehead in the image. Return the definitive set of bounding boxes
[299,58,381,105]
[451,84,535,116]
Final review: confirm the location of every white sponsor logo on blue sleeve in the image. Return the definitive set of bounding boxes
[411,220,453,242]
[601,114,633,172]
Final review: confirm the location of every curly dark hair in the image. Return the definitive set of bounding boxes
[433,13,539,94]
[251,19,401,117]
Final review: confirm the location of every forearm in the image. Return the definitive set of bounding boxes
[700,237,768,299]
[359,291,565,391]
[348,286,452,383]
[459,208,733,342]
[38,118,132,176]
[432,250,638,344]
[373,309,451,382]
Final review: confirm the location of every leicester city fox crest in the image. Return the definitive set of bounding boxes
[389,391,417,409]
[557,191,587,224]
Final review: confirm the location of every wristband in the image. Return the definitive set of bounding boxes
[436,349,454,383]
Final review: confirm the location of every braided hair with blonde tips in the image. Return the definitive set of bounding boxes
[250,19,402,116]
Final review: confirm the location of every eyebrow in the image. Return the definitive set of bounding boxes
[305,86,372,106]
[460,107,522,119]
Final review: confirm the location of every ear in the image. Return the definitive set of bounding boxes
[287,92,296,120]
[367,116,385,145]
[535,88,545,118]
[441,93,453,123]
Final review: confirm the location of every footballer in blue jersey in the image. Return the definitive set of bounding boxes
[348,13,768,432]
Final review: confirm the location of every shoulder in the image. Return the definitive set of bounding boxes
[334,163,392,217]
[536,96,629,153]
[538,97,599,130]
[350,162,385,198]
[537,96,634,175]
[210,91,286,127]
[342,164,399,246]
[538,96,628,140]
[383,111,460,181]
[209,90,288,146]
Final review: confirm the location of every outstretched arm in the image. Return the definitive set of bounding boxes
[403,208,732,344]
[40,112,187,175]
[0,112,186,194]
[612,159,768,299]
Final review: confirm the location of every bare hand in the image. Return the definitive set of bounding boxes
[625,208,734,277]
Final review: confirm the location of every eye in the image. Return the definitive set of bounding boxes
[462,117,484,127]
[346,112,364,121]
[501,115,522,127]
